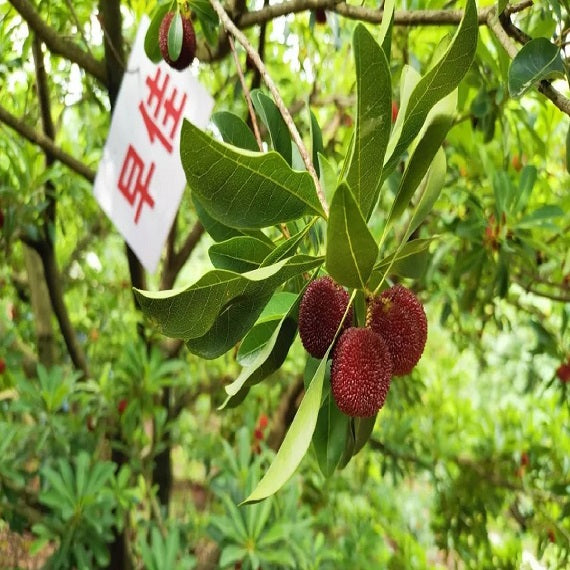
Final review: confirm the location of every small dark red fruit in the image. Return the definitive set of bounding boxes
[117,398,128,415]
[331,327,393,418]
[368,285,427,376]
[314,8,327,24]
[391,100,398,123]
[556,362,570,383]
[159,12,196,71]
[0,358,5,375]
[299,276,353,359]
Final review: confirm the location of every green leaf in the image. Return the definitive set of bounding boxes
[508,38,565,97]
[385,115,452,231]
[310,111,324,177]
[251,90,292,165]
[517,205,564,229]
[221,312,298,408]
[209,236,275,272]
[134,255,322,342]
[185,293,272,359]
[144,4,170,63]
[405,147,447,239]
[345,24,392,218]
[167,12,183,62]
[242,357,328,503]
[313,393,349,477]
[379,0,395,61]
[566,124,570,175]
[189,0,218,25]
[383,0,477,178]
[352,415,377,456]
[262,224,312,266]
[515,165,537,213]
[325,182,379,289]
[181,121,325,229]
[318,153,338,205]
[212,111,259,151]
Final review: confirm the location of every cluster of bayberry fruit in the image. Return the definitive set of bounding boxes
[299,276,427,418]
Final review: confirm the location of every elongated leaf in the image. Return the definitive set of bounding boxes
[221,315,298,407]
[167,12,183,61]
[134,255,322,341]
[405,147,447,239]
[185,293,272,359]
[262,224,312,266]
[383,0,477,178]
[209,236,274,272]
[242,356,328,504]
[517,205,564,228]
[251,90,292,165]
[352,415,377,456]
[508,38,564,97]
[313,394,349,477]
[379,0,395,60]
[345,25,392,218]
[212,111,259,151]
[515,165,537,213]
[310,111,324,177]
[144,4,170,63]
[180,121,325,229]
[326,182,378,289]
[386,115,452,230]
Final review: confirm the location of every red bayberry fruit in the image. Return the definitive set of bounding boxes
[556,363,570,383]
[299,276,353,359]
[159,12,197,71]
[331,327,393,418]
[391,100,399,123]
[314,8,327,24]
[368,285,427,376]
[0,358,5,374]
[254,428,264,441]
[117,398,128,415]
[258,414,268,429]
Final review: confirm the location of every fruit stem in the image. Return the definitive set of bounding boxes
[208,0,329,217]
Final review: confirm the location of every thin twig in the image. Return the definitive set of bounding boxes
[208,0,329,216]
[228,35,263,151]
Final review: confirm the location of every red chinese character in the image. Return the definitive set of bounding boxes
[117,145,155,224]
[139,68,188,153]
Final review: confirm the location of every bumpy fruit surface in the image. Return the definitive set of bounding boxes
[368,285,427,376]
[331,327,392,417]
[299,276,352,359]
[159,12,196,71]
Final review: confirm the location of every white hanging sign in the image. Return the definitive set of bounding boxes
[93,16,214,272]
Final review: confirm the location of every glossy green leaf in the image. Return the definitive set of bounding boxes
[318,153,337,205]
[508,38,565,97]
[313,393,349,477]
[326,182,378,289]
[185,293,272,359]
[352,415,377,456]
[209,236,274,272]
[517,205,564,229]
[181,121,325,229]
[167,12,183,61]
[134,255,322,341]
[221,314,298,408]
[310,111,324,178]
[379,0,395,61]
[386,115,452,231]
[144,4,170,63]
[251,90,292,165]
[242,356,328,504]
[211,111,259,151]
[405,147,447,239]
[262,224,312,266]
[383,0,477,178]
[345,24,392,218]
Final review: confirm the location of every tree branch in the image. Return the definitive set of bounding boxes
[238,0,533,29]
[7,0,107,85]
[0,105,96,183]
[487,8,570,117]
